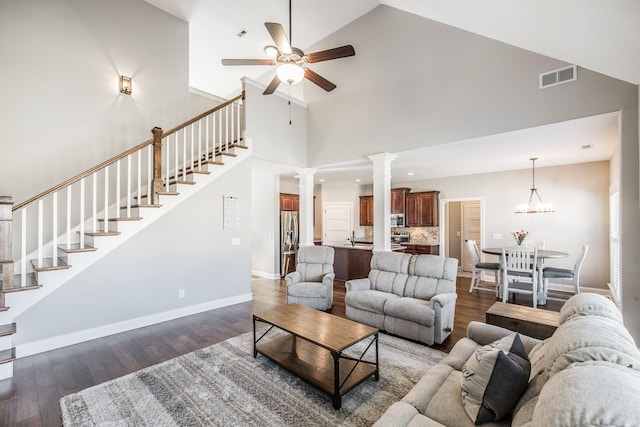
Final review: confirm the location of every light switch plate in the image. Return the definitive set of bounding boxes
[231,237,240,246]
[493,233,502,240]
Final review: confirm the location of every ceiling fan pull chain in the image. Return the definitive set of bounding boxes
[289,86,292,125]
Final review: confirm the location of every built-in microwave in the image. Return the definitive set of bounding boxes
[390,213,405,227]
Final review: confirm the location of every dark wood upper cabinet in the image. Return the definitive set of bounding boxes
[406,191,440,227]
[280,193,299,211]
[359,195,373,226]
[391,188,410,214]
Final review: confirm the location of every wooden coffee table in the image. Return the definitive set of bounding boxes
[252,303,379,409]
[486,302,560,340]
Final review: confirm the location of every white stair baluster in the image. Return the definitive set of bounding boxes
[52,192,58,267]
[80,178,85,249]
[21,208,26,286]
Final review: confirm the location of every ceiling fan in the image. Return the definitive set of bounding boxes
[221,0,355,95]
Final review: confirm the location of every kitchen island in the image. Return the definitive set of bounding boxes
[330,243,405,281]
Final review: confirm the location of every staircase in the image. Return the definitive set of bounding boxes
[0,92,248,379]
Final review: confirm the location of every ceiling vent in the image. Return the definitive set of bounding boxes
[539,65,577,89]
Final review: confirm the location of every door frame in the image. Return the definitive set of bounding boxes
[439,197,485,262]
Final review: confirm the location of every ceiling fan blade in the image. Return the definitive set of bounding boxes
[263,75,281,95]
[305,45,355,63]
[304,68,336,92]
[265,22,291,54]
[221,59,276,66]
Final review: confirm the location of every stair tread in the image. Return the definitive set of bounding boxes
[157,191,179,196]
[0,348,16,364]
[98,217,143,222]
[85,231,121,237]
[229,143,248,149]
[31,258,70,271]
[2,284,41,293]
[121,204,162,209]
[205,160,224,166]
[59,244,97,253]
[0,323,16,337]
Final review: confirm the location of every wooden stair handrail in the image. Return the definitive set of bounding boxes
[161,92,244,139]
[12,91,245,212]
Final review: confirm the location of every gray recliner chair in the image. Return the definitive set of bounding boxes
[285,245,335,311]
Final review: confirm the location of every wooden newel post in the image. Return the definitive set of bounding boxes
[151,127,164,205]
[0,196,14,291]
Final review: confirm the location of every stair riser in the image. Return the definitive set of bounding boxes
[0,335,11,351]
[0,361,13,380]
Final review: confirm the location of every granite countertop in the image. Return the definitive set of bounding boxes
[330,243,406,251]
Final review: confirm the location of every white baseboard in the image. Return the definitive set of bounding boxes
[17,293,253,358]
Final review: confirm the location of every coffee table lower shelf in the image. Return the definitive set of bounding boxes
[255,334,378,409]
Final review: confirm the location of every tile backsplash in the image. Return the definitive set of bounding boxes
[363,227,439,245]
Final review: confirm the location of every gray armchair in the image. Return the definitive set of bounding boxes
[285,245,335,311]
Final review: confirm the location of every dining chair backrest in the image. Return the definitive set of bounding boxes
[573,244,589,276]
[502,245,538,275]
[466,240,481,265]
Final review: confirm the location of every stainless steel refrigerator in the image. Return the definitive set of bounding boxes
[280,211,299,277]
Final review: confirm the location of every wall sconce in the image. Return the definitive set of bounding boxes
[119,75,132,95]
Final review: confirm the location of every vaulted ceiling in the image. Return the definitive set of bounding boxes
[145,0,637,183]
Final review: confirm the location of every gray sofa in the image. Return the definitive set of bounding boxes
[345,252,458,346]
[374,293,640,426]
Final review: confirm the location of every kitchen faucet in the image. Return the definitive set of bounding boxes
[349,230,355,246]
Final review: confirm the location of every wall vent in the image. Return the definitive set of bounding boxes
[539,65,577,89]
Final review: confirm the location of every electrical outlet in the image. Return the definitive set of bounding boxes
[178,289,185,298]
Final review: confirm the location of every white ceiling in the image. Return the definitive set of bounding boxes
[145,0,635,184]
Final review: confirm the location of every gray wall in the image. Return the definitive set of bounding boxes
[246,82,308,278]
[302,5,639,340]
[0,0,195,205]
[15,158,252,346]
[394,161,611,289]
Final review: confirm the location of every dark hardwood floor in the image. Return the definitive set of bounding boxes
[0,275,563,426]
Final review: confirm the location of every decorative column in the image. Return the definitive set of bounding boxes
[297,168,316,247]
[367,153,396,252]
[0,196,14,290]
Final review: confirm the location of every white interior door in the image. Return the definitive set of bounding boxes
[323,202,352,246]
[462,201,481,272]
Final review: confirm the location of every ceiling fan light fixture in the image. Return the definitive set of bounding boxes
[276,63,304,85]
[264,45,279,58]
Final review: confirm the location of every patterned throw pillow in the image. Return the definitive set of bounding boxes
[461,333,531,425]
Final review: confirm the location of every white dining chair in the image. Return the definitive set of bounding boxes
[466,240,501,294]
[501,245,539,308]
[542,244,589,300]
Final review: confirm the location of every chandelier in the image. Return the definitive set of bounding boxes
[515,157,554,214]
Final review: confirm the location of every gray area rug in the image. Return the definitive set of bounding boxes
[60,329,445,426]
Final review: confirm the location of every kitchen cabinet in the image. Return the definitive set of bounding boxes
[359,195,373,226]
[280,193,299,211]
[403,244,440,255]
[333,246,373,281]
[406,191,440,227]
[391,187,410,214]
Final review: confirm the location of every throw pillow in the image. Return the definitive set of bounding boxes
[461,333,531,425]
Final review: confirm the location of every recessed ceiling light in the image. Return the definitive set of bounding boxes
[294,175,299,179]
[319,179,325,182]
[355,179,361,182]
[407,172,414,176]
[581,144,593,150]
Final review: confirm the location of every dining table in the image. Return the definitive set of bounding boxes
[481,247,569,305]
